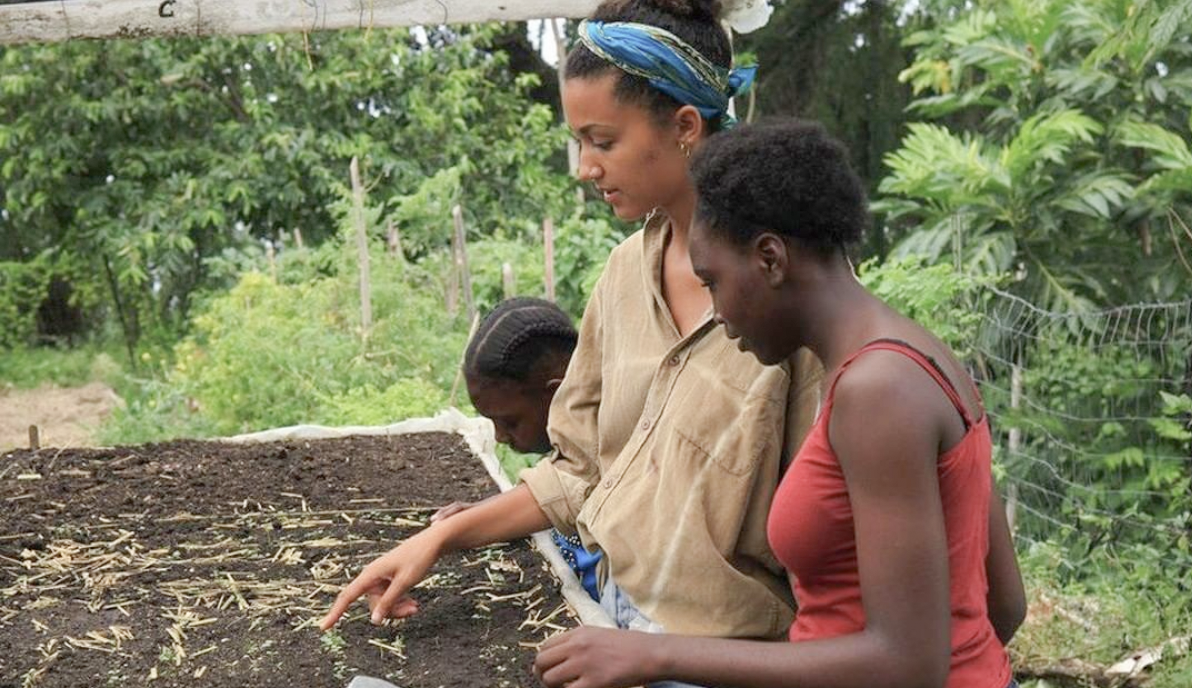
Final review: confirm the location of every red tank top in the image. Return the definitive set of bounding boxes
[767,340,1010,688]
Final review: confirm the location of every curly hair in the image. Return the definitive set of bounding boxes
[690,119,869,256]
[464,297,578,383]
[565,0,731,129]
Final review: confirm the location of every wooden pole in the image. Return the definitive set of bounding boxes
[452,204,476,322]
[543,217,556,302]
[502,262,516,299]
[28,425,40,450]
[450,312,482,407]
[1006,359,1023,532]
[293,228,304,249]
[387,220,405,263]
[0,1,604,46]
[549,17,587,206]
[550,18,579,178]
[266,241,278,283]
[445,266,459,316]
[350,156,372,338]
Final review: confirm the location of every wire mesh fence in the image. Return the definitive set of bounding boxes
[971,286,1192,552]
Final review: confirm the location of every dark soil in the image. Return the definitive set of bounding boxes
[0,433,573,688]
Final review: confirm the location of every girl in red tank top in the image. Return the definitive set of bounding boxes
[771,338,1010,687]
[532,119,1026,688]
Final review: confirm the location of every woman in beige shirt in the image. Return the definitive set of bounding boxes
[321,0,820,670]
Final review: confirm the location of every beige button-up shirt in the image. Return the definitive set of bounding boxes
[520,214,822,639]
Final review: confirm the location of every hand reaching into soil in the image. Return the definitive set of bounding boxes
[319,528,442,630]
[320,484,552,632]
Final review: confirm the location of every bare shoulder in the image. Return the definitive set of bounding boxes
[828,350,950,471]
[831,349,938,416]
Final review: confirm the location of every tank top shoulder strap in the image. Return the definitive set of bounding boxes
[826,338,981,429]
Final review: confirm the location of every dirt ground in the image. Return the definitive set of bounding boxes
[0,432,574,688]
[0,382,121,451]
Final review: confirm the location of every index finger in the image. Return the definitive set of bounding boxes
[319,575,373,631]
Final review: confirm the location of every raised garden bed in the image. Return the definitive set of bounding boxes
[0,432,575,687]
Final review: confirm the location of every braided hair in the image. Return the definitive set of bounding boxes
[464,298,578,383]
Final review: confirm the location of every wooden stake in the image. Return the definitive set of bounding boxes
[350,156,372,338]
[549,18,587,206]
[293,228,304,249]
[452,204,476,322]
[502,262,516,299]
[266,241,278,283]
[387,220,404,262]
[543,217,556,302]
[450,313,482,407]
[446,263,459,316]
[551,18,578,180]
[1006,359,1023,532]
[28,425,40,450]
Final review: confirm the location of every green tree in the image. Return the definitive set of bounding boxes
[874,0,1192,311]
[741,0,914,256]
[0,24,574,354]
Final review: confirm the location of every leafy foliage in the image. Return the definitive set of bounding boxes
[100,166,621,445]
[0,24,574,352]
[102,247,464,440]
[0,256,51,348]
[739,0,913,256]
[856,254,989,356]
[875,0,1192,311]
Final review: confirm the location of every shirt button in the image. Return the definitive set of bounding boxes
[667,355,680,366]
[640,419,651,430]
[603,478,614,488]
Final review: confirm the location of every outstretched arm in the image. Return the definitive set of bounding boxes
[320,483,549,630]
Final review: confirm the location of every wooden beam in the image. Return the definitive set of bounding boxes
[0,0,601,46]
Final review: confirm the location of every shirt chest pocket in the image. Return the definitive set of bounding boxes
[663,340,788,477]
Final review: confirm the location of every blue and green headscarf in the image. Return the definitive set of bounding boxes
[576,20,757,129]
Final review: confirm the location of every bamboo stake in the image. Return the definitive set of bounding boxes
[450,312,482,406]
[1006,359,1022,532]
[387,220,405,263]
[28,424,40,450]
[452,204,476,322]
[548,21,575,177]
[502,262,516,299]
[549,18,587,206]
[446,259,459,316]
[266,241,278,283]
[543,217,556,302]
[350,156,372,339]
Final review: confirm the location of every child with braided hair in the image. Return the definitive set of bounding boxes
[429,297,602,600]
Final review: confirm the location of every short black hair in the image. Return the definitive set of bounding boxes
[565,0,731,130]
[690,119,869,255]
[464,298,578,383]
